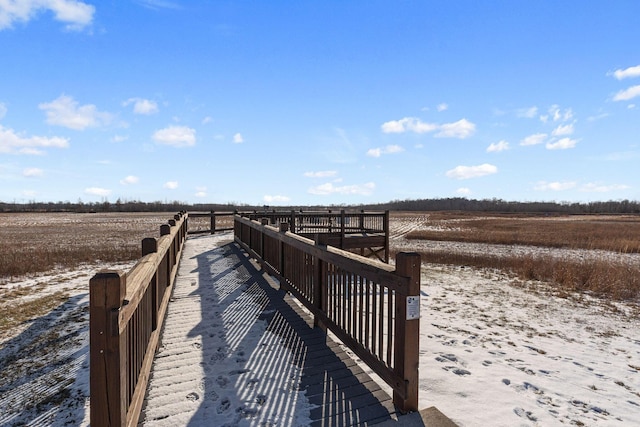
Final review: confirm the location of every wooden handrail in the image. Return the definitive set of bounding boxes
[89,212,188,427]
[234,214,420,412]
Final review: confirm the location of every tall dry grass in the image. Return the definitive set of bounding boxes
[395,213,640,302]
[405,215,640,253]
[0,212,171,279]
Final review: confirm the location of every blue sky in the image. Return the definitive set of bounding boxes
[1,1,639,206]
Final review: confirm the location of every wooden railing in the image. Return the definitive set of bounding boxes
[234,215,420,412]
[89,212,188,427]
[246,210,390,262]
[247,209,388,234]
[186,211,238,235]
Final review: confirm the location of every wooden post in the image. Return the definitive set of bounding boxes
[340,209,346,249]
[393,252,421,412]
[142,237,157,257]
[314,235,327,331]
[290,210,296,234]
[142,238,159,330]
[90,270,127,427]
[210,210,216,235]
[384,210,390,263]
[279,222,289,290]
[261,218,268,258]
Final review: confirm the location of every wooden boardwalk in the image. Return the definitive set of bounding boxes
[140,232,400,426]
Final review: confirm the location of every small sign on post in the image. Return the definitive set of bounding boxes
[406,295,420,320]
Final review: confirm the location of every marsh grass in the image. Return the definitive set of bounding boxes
[406,215,640,253]
[398,213,640,302]
[0,212,170,279]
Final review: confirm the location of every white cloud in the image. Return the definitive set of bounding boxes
[520,133,547,146]
[120,175,139,185]
[195,186,207,198]
[85,187,111,197]
[613,85,640,101]
[435,119,476,139]
[456,187,472,196]
[23,167,43,177]
[542,105,573,123]
[233,133,244,144]
[0,102,6,119]
[0,0,95,31]
[534,181,577,191]
[202,116,213,124]
[381,117,438,134]
[124,98,159,115]
[111,134,128,143]
[546,137,578,150]
[487,140,509,153]
[153,125,196,147]
[263,194,290,203]
[136,0,181,10]
[580,183,630,193]
[551,123,574,136]
[163,181,178,189]
[587,112,609,122]
[611,65,640,80]
[39,95,112,130]
[437,103,448,112]
[0,124,69,154]
[304,170,338,178]
[381,116,476,139]
[366,144,404,157]
[445,163,497,180]
[517,106,538,118]
[308,182,375,196]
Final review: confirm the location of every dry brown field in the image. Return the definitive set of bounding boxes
[0,212,173,279]
[391,211,640,302]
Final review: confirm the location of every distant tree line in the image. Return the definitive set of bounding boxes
[2,197,640,214]
[357,197,640,214]
[0,199,255,213]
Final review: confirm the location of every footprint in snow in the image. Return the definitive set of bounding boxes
[513,407,537,421]
[217,397,231,414]
[216,375,230,387]
[442,366,471,376]
[435,353,458,363]
[186,392,199,401]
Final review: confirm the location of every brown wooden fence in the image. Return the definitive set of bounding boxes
[186,211,238,235]
[234,214,421,412]
[246,210,390,262]
[89,212,188,427]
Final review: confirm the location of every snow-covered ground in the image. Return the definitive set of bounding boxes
[1,223,639,426]
[417,265,640,426]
